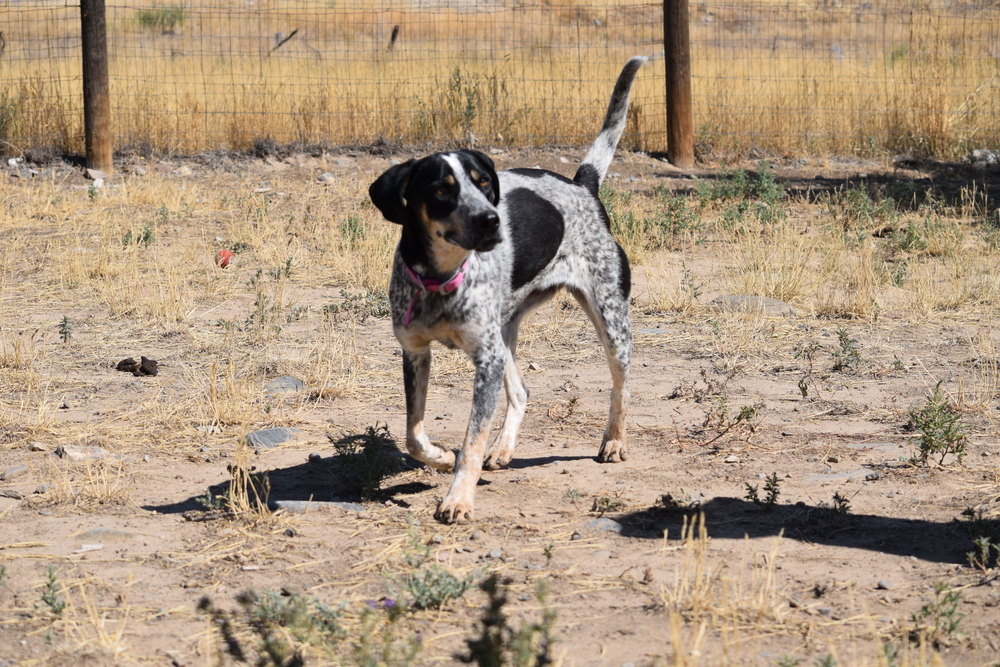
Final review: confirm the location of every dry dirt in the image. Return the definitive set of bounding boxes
[1,147,999,667]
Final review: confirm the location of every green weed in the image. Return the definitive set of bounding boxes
[328,424,404,501]
[830,328,863,373]
[745,473,781,510]
[910,581,963,646]
[908,381,968,466]
[324,289,391,323]
[58,315,72,344]
[40,566,65,616]
[459,574,557,667]
[136,4,187,33]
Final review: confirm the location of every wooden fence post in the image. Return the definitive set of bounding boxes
[664,0,694,168]
[80,0,113,175]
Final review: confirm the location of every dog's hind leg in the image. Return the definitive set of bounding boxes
[402,349,456,472]
[570,286,631,463]
[484,321,528,471]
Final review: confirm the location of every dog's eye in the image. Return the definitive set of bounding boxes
[478,177,489,188]
[435,186,448,196]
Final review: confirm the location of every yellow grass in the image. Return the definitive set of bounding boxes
[3,1,1000,156]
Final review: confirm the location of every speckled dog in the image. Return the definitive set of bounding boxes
[369,56,645,524]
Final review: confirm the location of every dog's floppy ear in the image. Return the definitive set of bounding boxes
[369,159,415,224]
[459,149,500,206]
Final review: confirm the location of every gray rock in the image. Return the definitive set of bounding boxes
[245,427,302,449]
[317,172,335,184]
[585,518,623,534]
[818,606,832,617]
[264,375,305,397]
[28,442,46,452]
[54,444,111,461]
[270,499,365,514]
[86,168,107,180]
[876,579,892,590]
[487,548,502,559]
[724,455,740,464]
[0,465,28,481]
[132,165,147,176]
[709,294,797,318]
[571,531,582,541]
[865,472,881,481]
[470,530,484,541]
[0,489,24,500]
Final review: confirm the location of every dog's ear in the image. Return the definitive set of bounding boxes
[369,160,415,224]
[459,149,500,206]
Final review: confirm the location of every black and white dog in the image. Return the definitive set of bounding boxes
[369,57,645,523]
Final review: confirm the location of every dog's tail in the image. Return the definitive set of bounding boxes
[573,56,648,195]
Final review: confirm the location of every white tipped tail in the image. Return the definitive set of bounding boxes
[574,56,648,194]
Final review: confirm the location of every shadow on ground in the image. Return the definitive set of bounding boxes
[616,496,986,565]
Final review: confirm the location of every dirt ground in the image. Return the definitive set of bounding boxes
[1,146,999,667]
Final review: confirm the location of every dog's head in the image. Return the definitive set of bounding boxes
[369,150,502,253]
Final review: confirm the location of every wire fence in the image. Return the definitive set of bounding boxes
[2,1,1000,159]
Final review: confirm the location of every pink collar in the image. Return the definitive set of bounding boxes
[402,259,469,326]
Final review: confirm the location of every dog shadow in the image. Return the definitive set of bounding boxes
[616,496,986,565]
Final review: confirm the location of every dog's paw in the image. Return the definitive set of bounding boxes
[482,447,513,471]
[597,438,627,463]
[428,448,457,473]
[435,496,475,524]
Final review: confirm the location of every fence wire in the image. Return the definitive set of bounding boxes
[2,1,1000,159]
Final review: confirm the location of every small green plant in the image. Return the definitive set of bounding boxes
[824,187,897,232]
[341,215,365,246]
[136,4,187,33]
[402,516,431,569]
[831,491,851,515]
[41,566,65,616]
[793,339,824,398]
[745,473,781,510]
[591,493,626,516]
[328,424,403,500]
[910,581,964,646]
[58,315,72,344]
[268,257,294,281]
[830,328,862,373]
[814,655,837,667]
[908,381,968,466]
[195,487,227,511]
[542,542,555,566]
[697,167,786,228]
[324,289,391,323]
[122,221,156,247]
[0,564,7,587]
[775,656,803,667]
[966,535,998,572]
[459,574,557,667]
[402,564,477,610]
[650,185,702,247]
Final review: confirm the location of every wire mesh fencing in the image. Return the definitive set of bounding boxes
[2,1,1000,159]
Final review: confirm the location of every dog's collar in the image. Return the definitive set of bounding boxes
[402,259,469,326]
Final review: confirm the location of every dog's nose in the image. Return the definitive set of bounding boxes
[483,212,500,232]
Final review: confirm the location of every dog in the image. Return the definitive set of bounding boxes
[369,56,645,523]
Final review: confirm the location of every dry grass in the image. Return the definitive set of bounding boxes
[3,1,1000,156]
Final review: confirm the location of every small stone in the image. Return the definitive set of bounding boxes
[724,455,739,464]
[196,425,221,434]
[470,530,484,541]
[173,165,193,176]
[182,579,199,589]
[865,472,881,481]
[307,453,322,463]
[571,531,582,541]
[283,528,297,538]
[86,168,107,180]
[876,580,892,590]
[487,548,502,559]
[54,444,111,461]
[0,490,23,500]
[281,583,304,597]
[431,534,443,544]
[585,518,623,534]
[28,442,46,452]
[827,456,840,463]
[0,465,28,481]
[527,362,541,371]
[60,401,71,410]
[317,172,335,184]
[264,375,305,397]
[132,165,147,176]
[818,607,832,617]
[38,509,52,515]
[34,484,52,495]
[245,427,303,450]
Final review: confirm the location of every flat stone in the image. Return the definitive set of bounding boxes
[0,489,23,500]
[592,549,612,559]
[54,445,112,461]
[269,499,365,514]
[28,442,46,452]
[317,172,335,184]
[264,375,305,397]
[585,518,623,534]
[244,427,302,449]
[709,295,797,318]
[77,529,137,542]
[0,465,28,481]
[636,328,669,334]
[724,455,740,464]
[876,579,893,590]
[486,548,502,559]
[85,168,107,180]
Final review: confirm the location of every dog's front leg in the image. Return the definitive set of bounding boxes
[436,342,505,524]
[402,348,456,472]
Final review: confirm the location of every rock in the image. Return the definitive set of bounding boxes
[585,518,623,534]
[264,375,305,397]
[317,172,335,184]
[0,490,24,500]
[724,455,739,464]
[270,499,365,514]
[486,548,502,559]
[827,456,840,463]
[571,531,582,541]
[281,583,304,597]
[709,295,797,318]
[28,442,46,452]
[333,157,352,167]
[132,165,147,176]
[876,580,892,590]
[818,607,832,617]
[35,484,52,494]
[527,362,541,371]
[86,168,107,180]
[54,444,111,461]
[283,528,297,538]
[470,530,484,541]
[172,165,193,176]
[0,465,28,481]
[307,453,322,463]
[245,427,302,450]
[865,472,881,481]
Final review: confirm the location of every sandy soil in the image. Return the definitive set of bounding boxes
[1,147,999,666]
